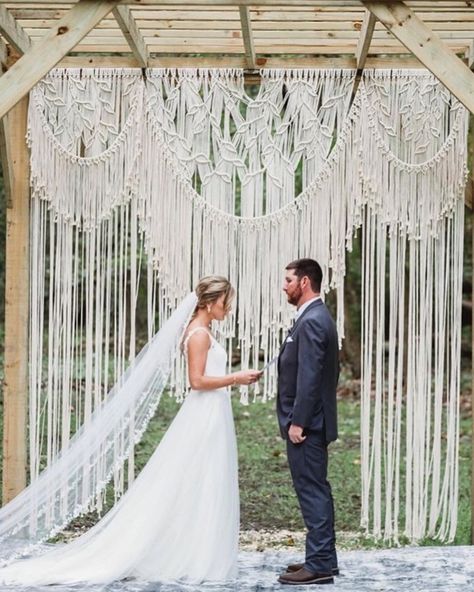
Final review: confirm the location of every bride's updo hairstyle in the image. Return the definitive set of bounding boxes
[194,276,235,315]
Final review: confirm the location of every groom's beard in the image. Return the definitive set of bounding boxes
[286,283,303,306]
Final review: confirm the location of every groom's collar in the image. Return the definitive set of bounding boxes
[288,297,322,336]
[280,298,322,353]
[294,295,321,322]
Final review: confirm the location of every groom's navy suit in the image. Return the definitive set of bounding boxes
[277,298,339,575]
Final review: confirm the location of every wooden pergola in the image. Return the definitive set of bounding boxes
[1,0,474,538]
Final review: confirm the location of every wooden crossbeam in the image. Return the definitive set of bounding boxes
[10,12,474,27]
[0,0,371,4]
[362,1,474,114]
[14,25,474,37]
[351,8,376,99]
[0,37,7,68]
[356,9,376,71]
[55,54,431,69]
[239,6,256,69]
[18,44,471,55]
[0,5,31,53]
[112,5,148,67]
[0,115,12,205]
[2,0,470,3]
[0,0,119,121]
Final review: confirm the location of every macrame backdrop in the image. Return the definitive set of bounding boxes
[22,68,467,549]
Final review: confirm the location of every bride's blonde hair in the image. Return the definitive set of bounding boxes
[194,276,235,315]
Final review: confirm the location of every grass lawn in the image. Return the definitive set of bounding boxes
[136,379,472,549]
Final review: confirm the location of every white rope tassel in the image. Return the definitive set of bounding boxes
[141,72,361,401]
[26,67,468,546]
[28,70,143,228]
[359,70,468,543]
[27,70,146,508]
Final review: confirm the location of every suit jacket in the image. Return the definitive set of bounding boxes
[277,299,339,443]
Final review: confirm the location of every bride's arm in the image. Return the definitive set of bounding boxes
[187,331,262,390]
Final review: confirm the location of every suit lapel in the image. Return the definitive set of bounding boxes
[290,298,322,335]
[278,299,322,358]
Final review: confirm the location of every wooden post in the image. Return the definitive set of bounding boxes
[2,95,29,504]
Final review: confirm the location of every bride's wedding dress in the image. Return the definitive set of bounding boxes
[0,327,239,586]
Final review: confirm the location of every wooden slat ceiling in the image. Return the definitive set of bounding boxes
[1,1,474,67]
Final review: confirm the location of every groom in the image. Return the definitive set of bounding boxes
[277,258,339,586]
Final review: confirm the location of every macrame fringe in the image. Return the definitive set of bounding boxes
[25,68,468,546]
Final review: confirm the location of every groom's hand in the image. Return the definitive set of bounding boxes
[288,424,306,444]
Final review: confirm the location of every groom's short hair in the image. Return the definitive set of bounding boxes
[286,258,322,292]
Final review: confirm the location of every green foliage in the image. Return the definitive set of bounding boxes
[132,386,473,548]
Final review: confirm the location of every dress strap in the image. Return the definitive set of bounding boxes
[182,327,212,352]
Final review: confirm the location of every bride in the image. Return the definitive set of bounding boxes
[0,276,262,586]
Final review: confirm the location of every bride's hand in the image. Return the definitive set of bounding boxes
[233,370,263,386]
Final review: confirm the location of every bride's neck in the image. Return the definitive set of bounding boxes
[193,309,213,328]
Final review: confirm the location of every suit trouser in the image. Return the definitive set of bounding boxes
[286,432,337,574]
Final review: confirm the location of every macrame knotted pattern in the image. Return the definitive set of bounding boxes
[22,68,468,550]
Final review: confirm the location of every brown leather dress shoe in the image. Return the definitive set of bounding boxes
[278,567,334,585]
[287,563,339,576]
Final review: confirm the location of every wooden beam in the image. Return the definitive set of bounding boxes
[2,96,29,504]
[2,0,472,4]
[36,42,471,54]
[356,9,376,71]
[0,0,119,121]
[0,113,12,206]
[11,11,474,28]
[0,37,7,69]
[0,0,370,4]
[0,5,31,54]
[362,1,474,114]
[239,5,256,69]
[21,29,474,43]
[351,8,376,100]
[55,54,429,69]
[112,5,148,67]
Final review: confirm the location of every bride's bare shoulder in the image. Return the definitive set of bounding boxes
[182,324,212,351]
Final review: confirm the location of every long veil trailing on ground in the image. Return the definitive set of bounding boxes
[0,292,198,565]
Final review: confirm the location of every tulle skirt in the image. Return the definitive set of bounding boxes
[0,388,239,585]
